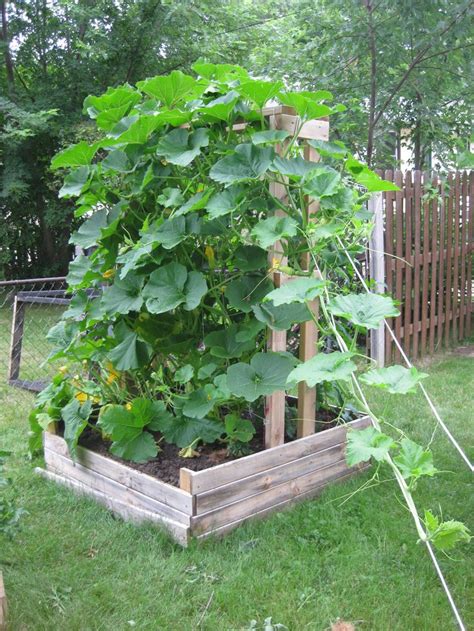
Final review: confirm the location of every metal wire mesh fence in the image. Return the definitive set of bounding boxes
[0,277,68,413]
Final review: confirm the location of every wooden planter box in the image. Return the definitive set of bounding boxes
[36,416,371,546]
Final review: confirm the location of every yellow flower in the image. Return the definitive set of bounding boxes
[125,402,132,411]
[75,391,89,403]
[204,245,215,268]
[272,257,281,270]
[102,268,115,279]
[58,365,68,375]
[105,362,121,385]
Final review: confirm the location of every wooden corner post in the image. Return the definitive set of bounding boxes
[264,107,329,448]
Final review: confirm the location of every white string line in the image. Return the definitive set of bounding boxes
[426,541,466,631]
[309,256,467,631]
[335,235,474,473]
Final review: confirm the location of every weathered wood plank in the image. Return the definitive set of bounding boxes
[459,172,468,339]
[181,416,371,495]
[404,171,413,358]
[437,179,446,350]
[383,170,395,363]
[196,464,370,542]
[43,449,191,525]
[35,467,190,545]
[195,442,346,514]
[466,172,473,338]
[452,172,461,341]
[412,170,422,359]
[394,170,404,360]
[445,173,454,343]
[420,172,431,356]
[191,458,366,535]
[429,175,439,354]
[43,433,193,513]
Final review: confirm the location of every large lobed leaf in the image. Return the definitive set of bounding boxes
[328,293,400,329]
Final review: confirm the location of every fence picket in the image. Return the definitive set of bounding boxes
[384,170,395,363]
[429,174,439,354]
[394,170,404,361]
[420,172,431,357]
[452,173,461,342]
[412,171,422,359]
[404,171,413,358]
[459,172,468,339]
[436,179,446,350]
[466,172,473,338]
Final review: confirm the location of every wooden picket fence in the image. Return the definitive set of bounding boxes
[373,170,472,363]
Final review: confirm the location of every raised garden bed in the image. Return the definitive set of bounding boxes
[37,416,371,546]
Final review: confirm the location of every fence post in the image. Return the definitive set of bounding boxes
[369,192,385,367]
[8,296,25,382]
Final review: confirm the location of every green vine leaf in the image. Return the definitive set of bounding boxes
[61,399,92,459]
[101,273,144,315]
[137,71,201,107]
[307,139,348,159]
[328,293,400,329]
[360,365,428,394]
[225,414,255,443]
[152,215,186,249]
[346,426,396,466]
[52,141,99,170]
[143,262,207,314]
[209,143,274,184]
[278,92,332,120]
[205,185,244,219]
[234,245,268,271]
[252,301,311,331]
[174,364,194,384]
[287,351,356,388]
[394,439,437,481]
[226,352,296,402]
[108,323,151,370]
[424,510,471,551]
[238,80,284,108]
[263,277,327,306]
[182,384,224,419]
[271,156,320,178]
[225,275,273,313]
[251,215,298,249]
[303,167,341,199]
[251,130,290,145]
[204,324,255,358]
[59,166,90,198]
[153,415,224,448]
[156,128,209,167]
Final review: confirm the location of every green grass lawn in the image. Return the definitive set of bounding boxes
[0,349,472,630]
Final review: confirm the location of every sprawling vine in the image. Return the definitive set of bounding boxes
[29,65,469,568]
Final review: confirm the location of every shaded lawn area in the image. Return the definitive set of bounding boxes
[0,350,472,630]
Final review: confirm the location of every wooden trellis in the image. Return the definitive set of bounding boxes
[259,106,329,449]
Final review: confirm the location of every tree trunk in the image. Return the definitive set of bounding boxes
[1,0,15,90]
[364,0,377,166]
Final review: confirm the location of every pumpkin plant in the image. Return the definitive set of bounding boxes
[29,63,469,556]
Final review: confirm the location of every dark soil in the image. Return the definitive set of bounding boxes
[77,408,341,488]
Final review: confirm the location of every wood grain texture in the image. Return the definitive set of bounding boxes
[180,416,372,495]
[191,458,367,535]
[195,442,346,514]
[196,464,370,542]
[35,467,190,545]
[43,448,191,525]
[43,433,193,513]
